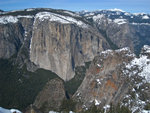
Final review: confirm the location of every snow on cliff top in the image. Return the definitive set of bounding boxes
[0,16,18,24]
[142,15,149,19]
[101,47,131,55]
[126,45,150,83]
[108,8,125,12]
[81,8,125,13]
[100,46,150,83]
[143,45,150,53]
[133,13,146,16]
[35,12,88,28]
[126,55,150,83]
[113,19,127,25]
[0,15,33,24]
[99,47,134,59]
[93,14,105,21]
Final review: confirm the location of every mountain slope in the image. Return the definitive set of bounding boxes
[79,9,150,54]
[0,8,150,112]
[74,45,150,113]
[0,8,110,81]
[0,58,59,110]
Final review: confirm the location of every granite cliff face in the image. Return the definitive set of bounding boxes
[0,8,150,81]
[0,22,24,58]
[74,48,134,110]
[81,9,150,53]
[29,12,108,80]
[0,8,150,112]
[74,46,150,113]
[0,9,109,81]
[0,15,35,72]
[0,15,34,58]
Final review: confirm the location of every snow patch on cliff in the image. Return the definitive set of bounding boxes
[93,14,105,21]
[126,54,150,83]
[100,49,113,58]
[17,15,34,18]
[0,15,34,24]
[142,110,150,113]
[103,105,110,113]
[96,79,101,84]
[95,99,101,105]
[143,45,150,53]
[142,15,149,19]
[108,8,125,12]
[0,16,18,24]
[116,47,135,57]
[116,47,130,52]
[35,12,88,28]
[113,19,127,25]
[131,23,150,26]
[100,47,134,58]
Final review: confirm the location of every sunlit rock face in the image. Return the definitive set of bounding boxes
[74,46,150,113]
[1,8,150,81]
[30,12,108,81]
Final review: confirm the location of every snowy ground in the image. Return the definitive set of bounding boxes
[0,107,21,113]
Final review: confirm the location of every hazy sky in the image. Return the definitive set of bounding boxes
[0,0,150,13]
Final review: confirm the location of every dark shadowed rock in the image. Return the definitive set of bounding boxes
[24,105,42,113]
[33,78,66,113]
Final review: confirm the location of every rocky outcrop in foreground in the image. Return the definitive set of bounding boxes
[1,46,150,113]
[74,45,150,113]
[33,78,66,113]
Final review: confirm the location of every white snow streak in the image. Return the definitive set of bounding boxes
[126,54,150,83]
[142,15,149,19]
[35,12,88,28]
[0,16,18,24]
[113,19,127,25]
[0,15,34,24]
[95,99,101,105]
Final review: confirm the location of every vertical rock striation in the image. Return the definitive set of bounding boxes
[30,12,109,80]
